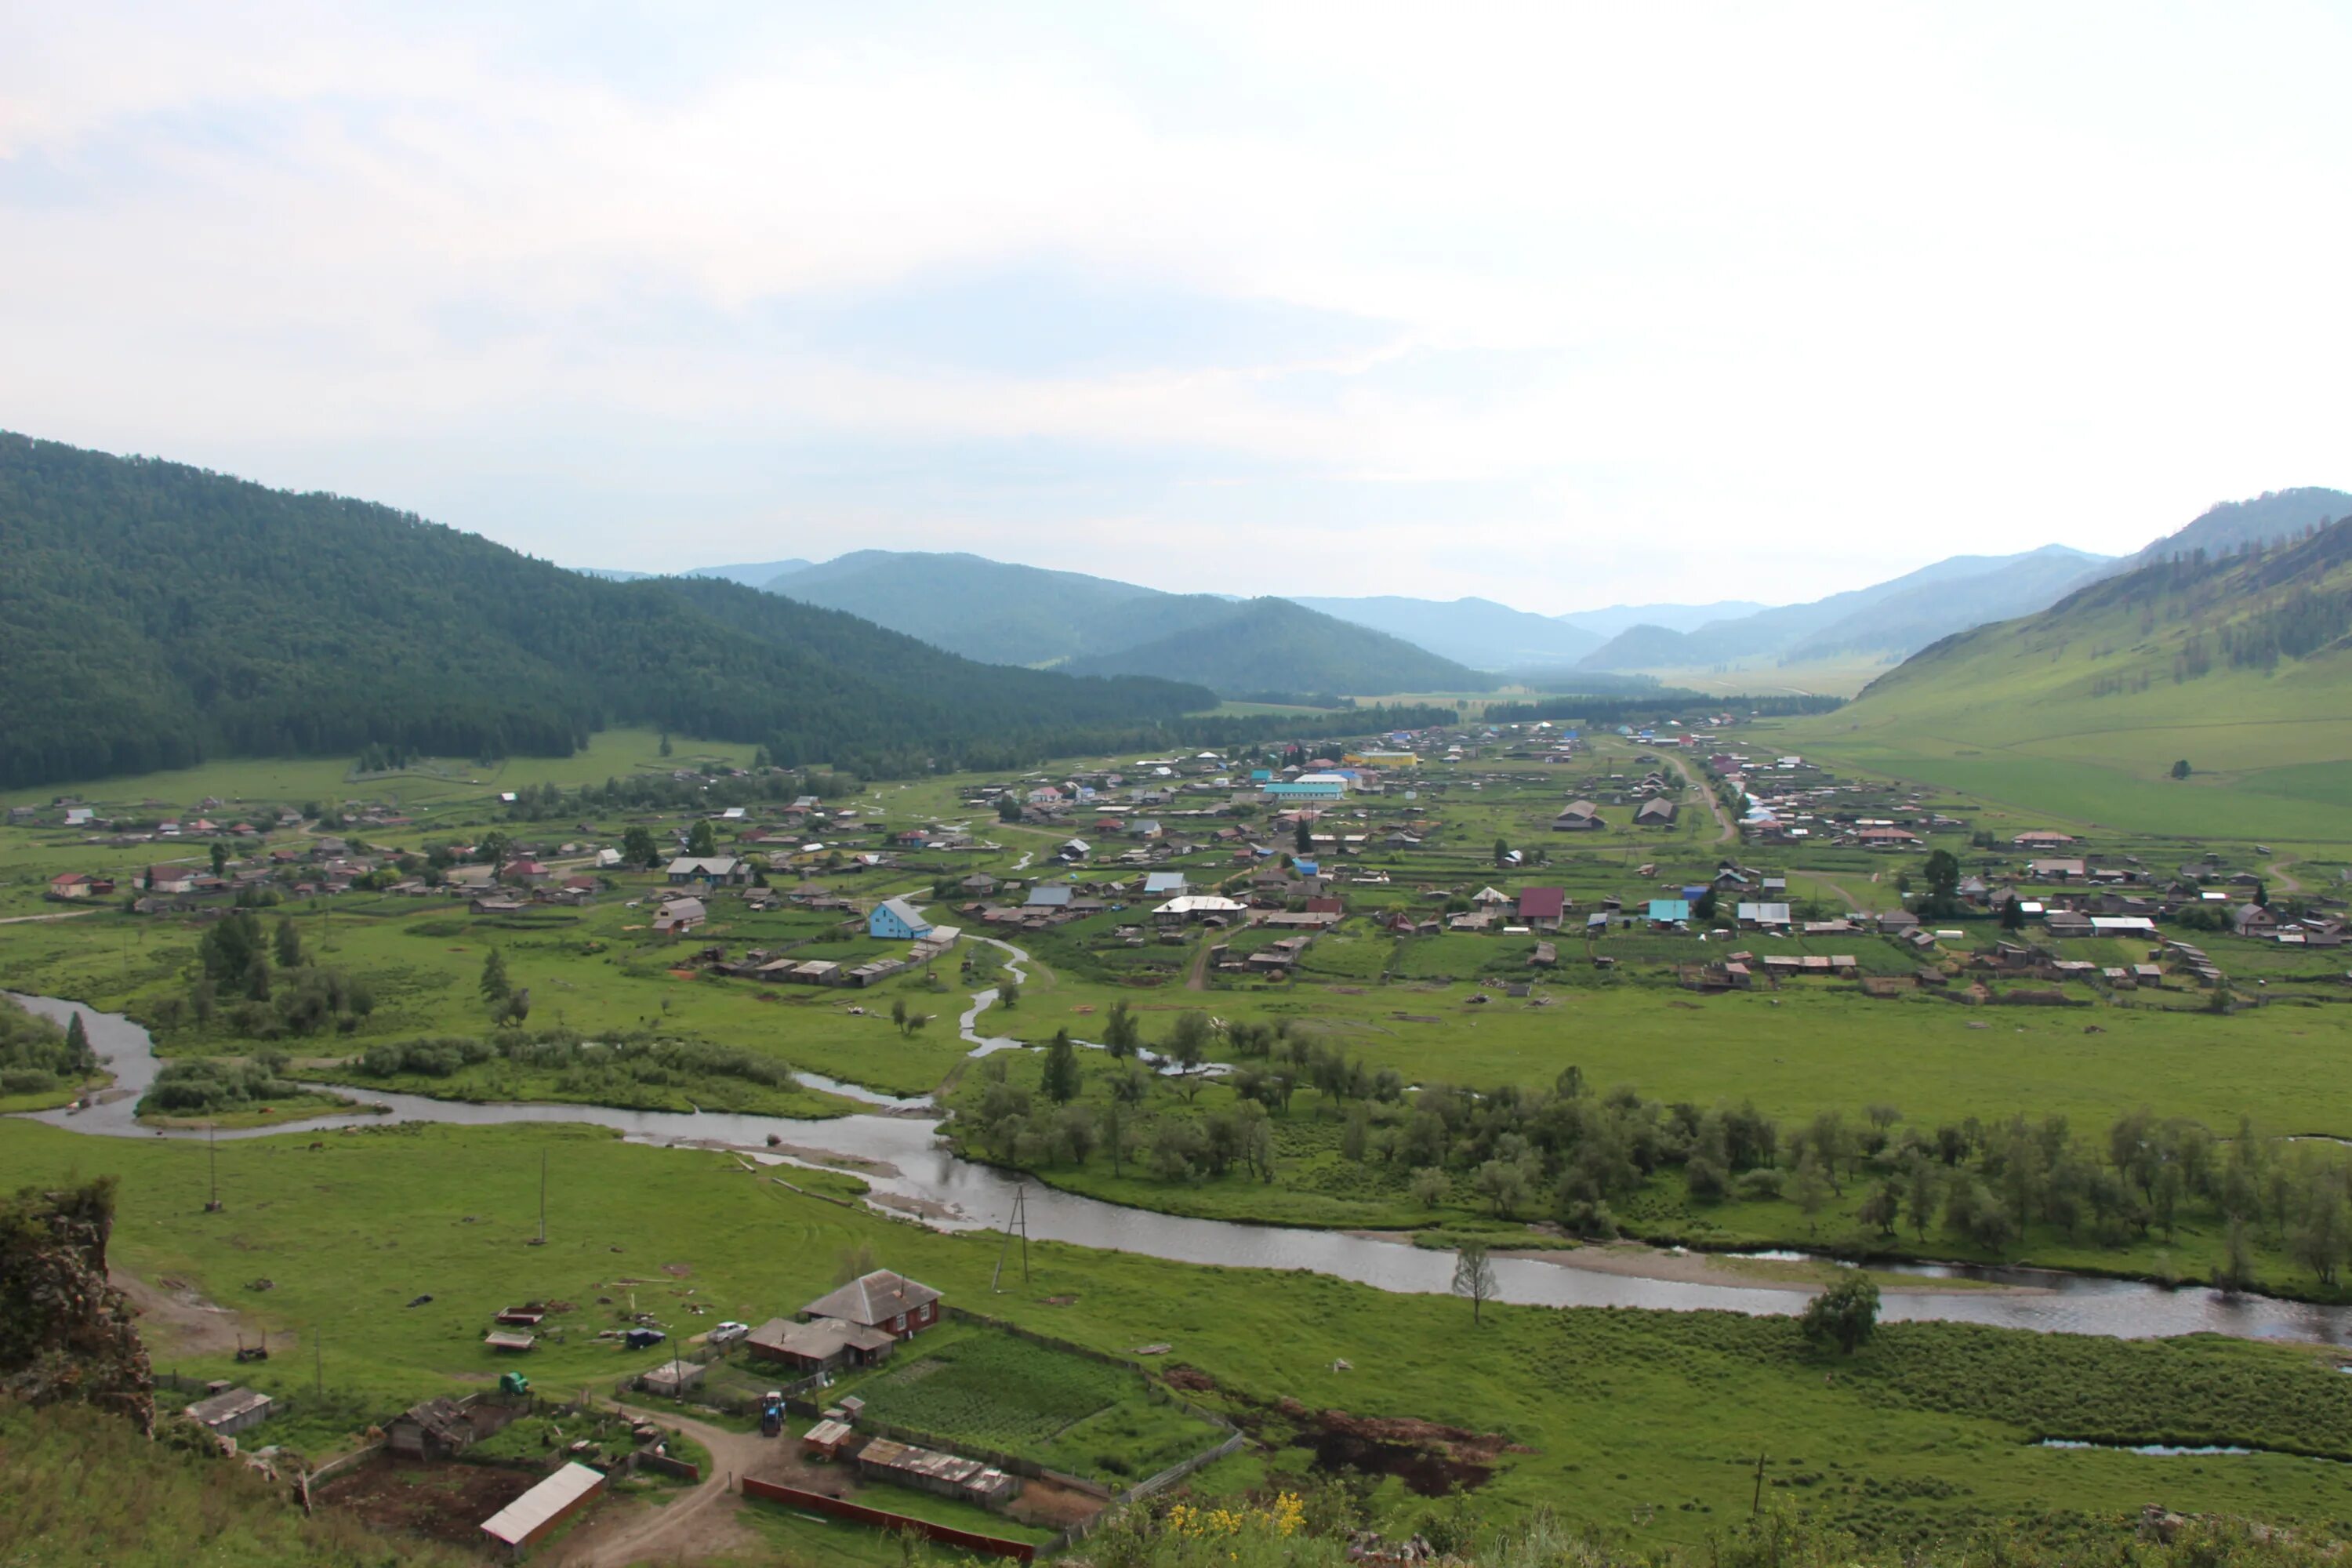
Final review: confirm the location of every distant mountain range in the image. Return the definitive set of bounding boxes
[1573,546,2118,671]
[1287,596,1603,669]
[591,488,2350,698]
[713,550,1496,697]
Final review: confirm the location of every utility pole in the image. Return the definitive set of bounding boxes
[314,1325,323,1397]
[990,1182,1031,1290]
[1751,1451,1767,1515]
[205,1120,223,1212]
[529,1151,547,1246]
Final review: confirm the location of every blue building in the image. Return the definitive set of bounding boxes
[869,897,935,940]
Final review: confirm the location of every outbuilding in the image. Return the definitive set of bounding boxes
[184,1385,274,1439]
[480,1461,606,1561]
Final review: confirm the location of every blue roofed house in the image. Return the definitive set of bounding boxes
[1264,781,1345,803]
[1646,898,1693,926]
[1142,871,1187,897]
[1025,884,1074,909]
[869,897,935,940]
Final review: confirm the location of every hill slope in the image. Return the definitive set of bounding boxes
[0,434,1211,788]
[769,550,1229,666]
[769,550,1494,694]
[1791,516,2352,840]
[1286,595,1603,670]
[1064,597,1495,696]
[1577,546,2111,670]
[1555,599,1770,638]
[2110,488,2352,575]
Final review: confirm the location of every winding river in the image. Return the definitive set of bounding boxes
[16,986,2352,1348]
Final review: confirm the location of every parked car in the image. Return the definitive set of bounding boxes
[710,1321,749,1346]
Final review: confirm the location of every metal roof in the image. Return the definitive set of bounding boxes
[481,1462,604,1547]
[802,1269,940,1328]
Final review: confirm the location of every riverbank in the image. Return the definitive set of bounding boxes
[136,1090,378,1130]
[18,991,2352,1343]
[14,1115,2352,1553]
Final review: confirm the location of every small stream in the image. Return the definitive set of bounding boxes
[16,990,2352,1346]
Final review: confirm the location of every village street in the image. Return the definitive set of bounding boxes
[551,1403,775,1568]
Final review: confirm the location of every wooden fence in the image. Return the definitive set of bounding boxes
[739,1477,1036,1562]
[633,1452,702,1483]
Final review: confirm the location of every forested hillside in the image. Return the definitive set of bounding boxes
[1063,597,1495,696]
[0,434,1213,788]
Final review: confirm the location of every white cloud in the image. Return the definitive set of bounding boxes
[1,1,2347,609]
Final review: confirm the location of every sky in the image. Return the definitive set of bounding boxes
[4,2,2349,613]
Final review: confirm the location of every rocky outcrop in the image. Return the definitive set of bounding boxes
[0,1178,154,1433]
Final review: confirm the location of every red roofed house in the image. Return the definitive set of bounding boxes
[1517,887,1568,930]
[48,873,93,899]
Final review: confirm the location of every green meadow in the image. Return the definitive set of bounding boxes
[12,1116,2352,1551]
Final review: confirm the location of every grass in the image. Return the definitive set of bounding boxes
[140,1091,370,1130]
[15,1116,2352,1548]
[0,1398,474,1567]
[835,1320,1222,1480]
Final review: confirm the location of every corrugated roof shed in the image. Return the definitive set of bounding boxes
[480,1461,606,1548]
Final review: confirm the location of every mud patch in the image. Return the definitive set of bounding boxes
[1272,1399,1514,1497]
[318,1457,539,1546]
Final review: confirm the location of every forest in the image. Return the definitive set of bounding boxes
[0,434,1224,787]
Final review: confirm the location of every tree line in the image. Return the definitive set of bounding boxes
[955,1011,2352,1290]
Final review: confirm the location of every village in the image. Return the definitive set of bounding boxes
[155,1258,1234,1563]
[6,717,2351,1561]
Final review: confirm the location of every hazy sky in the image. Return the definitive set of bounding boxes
[5,3,2348,612]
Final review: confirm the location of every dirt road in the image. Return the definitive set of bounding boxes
[553,1403,771,1568]
[1669,757,1736,845]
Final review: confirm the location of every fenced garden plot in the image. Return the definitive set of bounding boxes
[833,1323,1225,1481]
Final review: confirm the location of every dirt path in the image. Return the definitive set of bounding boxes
[111,1268,270,1359]
[1798,871,1875,915]
[0,909,100,925]
[553,1403,769,1568]
[2267,858,2305,895]
[1669,757,1736,845]
[1184,938,1212,992]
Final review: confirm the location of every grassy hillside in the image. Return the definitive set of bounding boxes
[1788,517,2352,842]
[0,434,1211,787]
[1064,597,1497,697]
[0,1400,474,1567]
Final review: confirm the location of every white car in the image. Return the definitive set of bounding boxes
[709,1321,750,1346]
